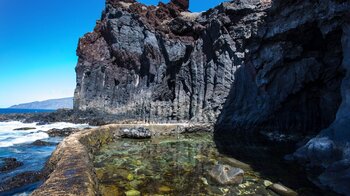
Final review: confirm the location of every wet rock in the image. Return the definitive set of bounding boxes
[263,180,273,187]
[200,177,209,185]
[221,157,252,170]
[209,164,244,185]
[127,173,134,181]
[121,127,151,139]
[46,127,79,137]
[31,140,55,146]
[31,125,114,196]
[267,183,298,196]
[125,189,140,196]
[13,127,36,131]
[0,171,43,193]
[0,158,23,172]
[159,185,172,193]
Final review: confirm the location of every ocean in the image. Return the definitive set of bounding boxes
[0,108,55,114]
[0,113,90,195]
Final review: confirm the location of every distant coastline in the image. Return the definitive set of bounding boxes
[8,97,73,110]
[0,108,55,114]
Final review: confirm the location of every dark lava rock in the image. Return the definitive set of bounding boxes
[46,128,79,137]
[209,164,244,185]
[121,127,152,139]
[0,171,43,193]
[31,140,55,146]
[170,0,189,11]
[73,0,233,123]
[0,158,23,172]
[13,127,36,131]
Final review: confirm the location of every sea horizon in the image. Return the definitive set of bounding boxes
[0,108,56,114]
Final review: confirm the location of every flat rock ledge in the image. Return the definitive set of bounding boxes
[31,123,211,196]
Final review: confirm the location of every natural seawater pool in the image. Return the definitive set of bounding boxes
[93,133,280,196]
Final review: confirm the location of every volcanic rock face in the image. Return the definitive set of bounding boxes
[75,0,350,193]
[216,0,348,134]
[74,0,239,122]
[211,0,349,194]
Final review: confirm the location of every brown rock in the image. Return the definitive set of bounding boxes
[171,0,189,10]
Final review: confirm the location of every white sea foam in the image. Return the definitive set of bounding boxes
[0,121,90,147]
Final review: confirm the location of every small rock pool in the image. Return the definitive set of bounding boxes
[94,132,298,196]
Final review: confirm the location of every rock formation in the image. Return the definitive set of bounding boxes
[74,0,350,194]
[74,0,239,123]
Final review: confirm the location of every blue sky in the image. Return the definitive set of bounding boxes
[0,0,227,108]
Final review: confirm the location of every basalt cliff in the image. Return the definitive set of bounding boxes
[74,0,350,194]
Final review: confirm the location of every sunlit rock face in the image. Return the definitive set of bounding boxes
[74,0,244,123]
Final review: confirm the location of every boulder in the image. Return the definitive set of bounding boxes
[209,164,244,185]
[31,140,55,146]
[46,128,79,137]
[121,127,152,139]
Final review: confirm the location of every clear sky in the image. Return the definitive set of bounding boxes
[0,0,228,108]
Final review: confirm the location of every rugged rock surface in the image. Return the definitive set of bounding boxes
[209,0,349,195]
[31,140,55,146]
[0,171,44,193]
[121,127,152,138]
[74,0,238,123]
[73,0,350,194]
[0,158,23,172]
[46,128,81,137]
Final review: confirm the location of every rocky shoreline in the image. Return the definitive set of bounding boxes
[72,0,350,193]
[31,123,212,195]
[1,0,349,194]
[31,123,313,196]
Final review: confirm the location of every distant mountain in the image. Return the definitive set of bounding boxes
[9,97,73,110]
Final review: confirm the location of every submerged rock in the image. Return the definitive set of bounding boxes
[268,183,298,196]
[221,157,252,171]
[263,180,273,187]
[0,158,23,172]
[0,171,43,193]
[121,127,152,139]
[209,164,244,185]
[125,189,141,196]
[158,185,172,193]
[31,140,55,146]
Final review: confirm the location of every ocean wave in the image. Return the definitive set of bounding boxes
[0,132,49,148]
[0,121,90,147]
